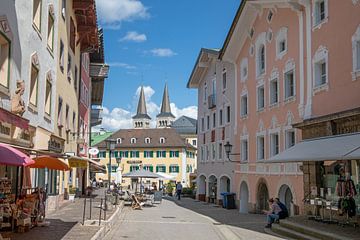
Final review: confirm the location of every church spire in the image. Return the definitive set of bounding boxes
[156,83,175,128]
[132,86,151,129]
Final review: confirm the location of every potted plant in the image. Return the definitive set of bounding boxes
[166,183,174,196]
[69,186,76,201]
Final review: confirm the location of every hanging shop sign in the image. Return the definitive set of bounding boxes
[68,159,87,169]
[89,148,99,155]
[48,135,65,153]
[127,160,142,164]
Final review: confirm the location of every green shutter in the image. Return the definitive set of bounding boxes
[149,166,153,172]
[162,151,166,157]
[136,166,139,171]
[114,151,119,158]
[156,166,159,172]
[136,151,139,158]
[150,151,153,158]
[175,151,179,157]
[176,166,180,173]
[169,166,172,173]
[125,151,129,158]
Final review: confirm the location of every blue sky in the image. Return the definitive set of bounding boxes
[95,0,239,130]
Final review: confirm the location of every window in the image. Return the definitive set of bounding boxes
[61,0,66,19]
[201,118,204,132]
[270,78,279,105]
[0,34,10,89]
[116,138,122,144]
[206,145,209,161]
[240,58,248,82]
[226,106,230,123]
[33,0,42,32]
[212,144,216,160]
[240,94,248,117]
[74,66,78,90]
[145,137,150,144]
[219,109,223,126]
[59,40,64,72]
[130,151,139,158]
[156,150,166,158]
[159,137,165,143]
[315,61,327,87]
[314,0,327,26]
[284,70,295,99]
[156,165,166,173]
[276,27,288,59]
[241,139,248,162]
[200,147,204,162]
[352,25,360,79]
[285,130,296,149]
[356,40,360,71]
[249,27,255,39]
[257,85,265,110]
[169,165,179,173]
[70,17,76,53]
[218,143,222,160]
[45,78,52,116]
[131,138,136,144]
[204,83,207,102]
[47,12,54,51]
[30,64,39,107]
[65,104,69,130]
[143,165,153,172]
[72,111,76,132]
[258,44,265,75]
[270,133,279,156]
[207,115,210,130]
[212,112,216,128]
[212,78,216,101]
[257,135,265,160]
[267,10,273,23]
[144,151,153,158]
[57,97,63,127]
[170,151,179,158]
[98,151,106,158]
[67,54,72,82]
[192,139,197,146]
[130,165,140,172]
[222,70,227,89]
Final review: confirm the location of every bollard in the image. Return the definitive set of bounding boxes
[104,195,107,220]
[99,198,103,226]
[82,197,87,225]
[89,197,92,219]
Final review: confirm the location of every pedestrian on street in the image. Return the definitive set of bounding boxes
[263,198,282,228]
[176,182,183,200]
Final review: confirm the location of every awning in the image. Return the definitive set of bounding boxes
[268,133,360,163]
[68,156,88,169]
[30,155,70,171]
[0,143,34,166]
[123,169,163,179]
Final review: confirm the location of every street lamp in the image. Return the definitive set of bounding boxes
[105,138,116,190]
[224,141,241,162]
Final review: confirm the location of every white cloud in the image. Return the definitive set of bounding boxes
[97,86,197,131]
[150,48,177,57]
[120,31,147,42]
[96,0,149,29]
[108,62,136,69]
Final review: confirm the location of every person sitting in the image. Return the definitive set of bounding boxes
[275,198,289,220]
[263,198,282,228]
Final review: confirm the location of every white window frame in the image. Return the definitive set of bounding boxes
[219,109,223,126]
[130,138,136,144]
[159,137,165,144]
[269,77,279,106]
[275,27,288,60]
[269,131,280,157]
[240,93,248,118]
[203,83,207,103]
[352,24,360,80]
[222,68,227,90]
[240,136,249,162]
[116,138,122,144]
[312,0,328,29]
[255,32,267,78]
[218,142,223,160]
[256,133,265,161]
[267,9,274,23]
[312,46,329,92]
[212,143,216,161]
[256,83,265,111]
[284,128,296,149]
[240,58,248,82]
[145,137,150,144]
[283,60,296,101]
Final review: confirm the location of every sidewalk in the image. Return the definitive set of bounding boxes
[10,188,120,240]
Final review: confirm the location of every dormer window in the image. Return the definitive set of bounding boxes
[145,137,151,144]
[160,137,165,144]
[131,138,136,144]
[116,138,122,144]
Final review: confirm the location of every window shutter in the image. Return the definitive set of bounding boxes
[136,151,139,158]
[150,151,153,158]
[114,151,118,158]
[149,166,153,172]
[175,151,179,157]
[169,166,172,173]
[125,151,129,158]
[156,166,159,172]
[176,166,180,173]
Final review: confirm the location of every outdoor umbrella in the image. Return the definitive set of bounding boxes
[30,155,70,171]
[0,143,34,166]
[123,169,162,193]
[115,166,122,184]
[156,172,175,180]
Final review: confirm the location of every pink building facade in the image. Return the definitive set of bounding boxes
[189,0,360,215]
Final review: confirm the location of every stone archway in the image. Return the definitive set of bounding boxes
[278,184,293,216]
[256,179,269,212]
[219,175,231,193]
[208,175,217,203]
[197,175,206,201]
[239,181,249,213]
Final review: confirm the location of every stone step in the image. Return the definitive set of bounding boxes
[271,224,321,240]
[279,220,352,240]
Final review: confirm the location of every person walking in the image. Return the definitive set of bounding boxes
[263,198,282,228]
[176,182,183,200]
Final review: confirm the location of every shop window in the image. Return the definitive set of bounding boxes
[270,133,279,156]
[30,64,39,107]
[47,11,54,51]
[241,139,248,162]
[269,78,279,105]
[33,0,42,32]
[257,135,265,160]
[285,70,295,99]
[240,94,248,117]
[257,85,265,110]
[0,34,10,90]
[45,78,52,116]
[285,130,296,149]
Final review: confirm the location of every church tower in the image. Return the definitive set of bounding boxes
[132,86,151,129]
[156,83,175,128]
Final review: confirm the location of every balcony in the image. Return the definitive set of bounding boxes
[208,94,216,109]
[91,107,103,127]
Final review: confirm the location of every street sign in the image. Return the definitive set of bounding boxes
[89,148,99,155]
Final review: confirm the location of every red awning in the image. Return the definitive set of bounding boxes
[0,143,34,166]
[0,108,29,129]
